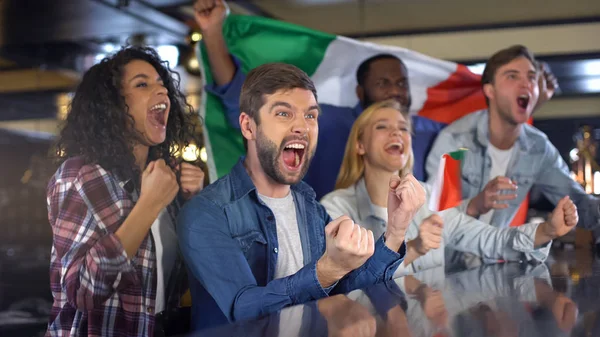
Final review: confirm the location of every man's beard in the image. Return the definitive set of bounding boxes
[255,127,315,185]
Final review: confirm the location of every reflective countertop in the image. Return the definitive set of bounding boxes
[186,249,600,337]
[3,247,600,337]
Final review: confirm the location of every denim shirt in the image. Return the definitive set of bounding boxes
[425,110,600,230]
[177,158,406,331]
[320,178,550,276]
[205,56,446,200]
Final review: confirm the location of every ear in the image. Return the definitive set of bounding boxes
[239,112,256,142]
[356,85,365,104]
[356,139,366,155]
[483,83,495,102]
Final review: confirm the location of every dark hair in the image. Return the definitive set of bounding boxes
[482,45,537,105]
[54,46,199,188]
[356,54,405,87]
[239,62,317,149]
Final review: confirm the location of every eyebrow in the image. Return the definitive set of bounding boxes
[501,69,537,77]
[374,118,407,124]
[501,69,519,76]
[269,101,320,113]
[128,73,163,84]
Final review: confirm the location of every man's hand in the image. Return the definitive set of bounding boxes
[193,0,228,35]
[386,175,426,251]
[536,196,578,245]
[534,62,559,111]
[467,176,517,217]
[413,214,444,256]
[317,216,375,287]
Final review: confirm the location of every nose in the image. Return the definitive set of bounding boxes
[291,115,309,135]
[155,83,168,96]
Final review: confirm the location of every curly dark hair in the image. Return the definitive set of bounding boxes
[55,46,199,188]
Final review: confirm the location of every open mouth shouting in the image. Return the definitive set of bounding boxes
[516,94,530,112]
[148,101,169,129]
[281,141,306,172]
[384,141,405,156]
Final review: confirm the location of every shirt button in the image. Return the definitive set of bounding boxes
[274,248,278,253]
[147,307,153,314]
[267,216,274,221]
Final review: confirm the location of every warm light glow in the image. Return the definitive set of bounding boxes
[191,32,202,42]
[200,147,207,162]
[182,144,199,162]
[595,171,600,195]
[56,93,73,120]
[585,162,593,193]
[170,145,182,158]
[188,57,199,70]
[570,171,577,181]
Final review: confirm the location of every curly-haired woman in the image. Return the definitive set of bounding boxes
[45,46,204,337]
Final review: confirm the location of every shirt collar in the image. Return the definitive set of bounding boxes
[476,110,531,152]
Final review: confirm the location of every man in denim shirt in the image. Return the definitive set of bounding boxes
[178,63,426,331]
[425,45,600,233]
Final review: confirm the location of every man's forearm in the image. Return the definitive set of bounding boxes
[402,240,422,266]
[534,222,555,247]
[384,232,405,253]
[316,256,346,288]
[202,29,235,86]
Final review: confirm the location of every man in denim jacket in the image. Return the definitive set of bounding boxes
[425,45,600,233]
[178,63,426,331]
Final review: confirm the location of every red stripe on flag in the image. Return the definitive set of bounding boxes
[418,64,487,125]
[439,154,463,210]
[510,193,529,227]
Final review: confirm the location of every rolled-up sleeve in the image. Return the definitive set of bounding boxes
[205,56,246,129]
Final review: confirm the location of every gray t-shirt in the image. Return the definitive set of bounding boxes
[258,192,304,279]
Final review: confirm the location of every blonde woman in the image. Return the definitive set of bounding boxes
[320,99,578,275]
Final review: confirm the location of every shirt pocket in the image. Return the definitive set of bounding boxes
[510,173,534,205]
[233,230,267,254]
[511,173,534,190]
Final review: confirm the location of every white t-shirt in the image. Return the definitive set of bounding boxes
[258,192,304,279]
[150,208,178,314]
[479,143,515,224]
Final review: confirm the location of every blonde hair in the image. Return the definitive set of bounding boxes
[335,99,413,190]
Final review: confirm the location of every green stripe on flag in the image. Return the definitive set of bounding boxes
[199,14,337,179]
[447,148,468,161]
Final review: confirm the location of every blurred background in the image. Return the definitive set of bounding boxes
[0,0,598,335]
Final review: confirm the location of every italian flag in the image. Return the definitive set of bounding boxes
[197,14,487,181]
[428,149,468,212]
[428,149,530,227]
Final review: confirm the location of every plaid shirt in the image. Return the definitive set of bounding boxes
[45,157,186,337]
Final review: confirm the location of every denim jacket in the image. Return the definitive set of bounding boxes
[177,158,406,331]
[425,110,600,230]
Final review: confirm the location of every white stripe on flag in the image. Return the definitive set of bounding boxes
[312,36,458,114]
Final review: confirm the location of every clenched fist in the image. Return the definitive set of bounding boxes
[413,214,444,256]
[140,159,179,213]
[177,162,205,200]
[539,196,578,240]
[386,175,426,250]
[194,0,228,34]
[317,216,375,286]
